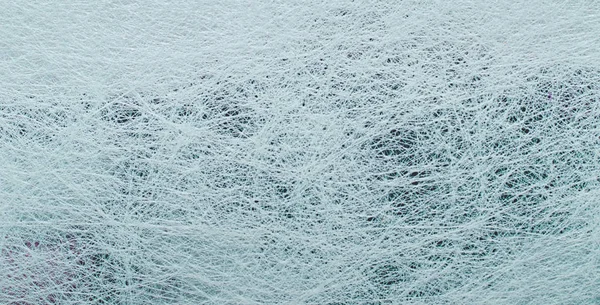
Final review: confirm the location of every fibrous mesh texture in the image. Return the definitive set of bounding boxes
[1,1,600,304]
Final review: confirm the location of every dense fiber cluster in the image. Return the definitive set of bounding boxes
[1,1,600,304]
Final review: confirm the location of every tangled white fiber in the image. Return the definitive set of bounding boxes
[1,1,600,304]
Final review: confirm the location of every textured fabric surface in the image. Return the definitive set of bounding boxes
[1,1,599,304]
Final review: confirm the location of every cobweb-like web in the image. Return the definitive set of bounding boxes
[1,1,599,304]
